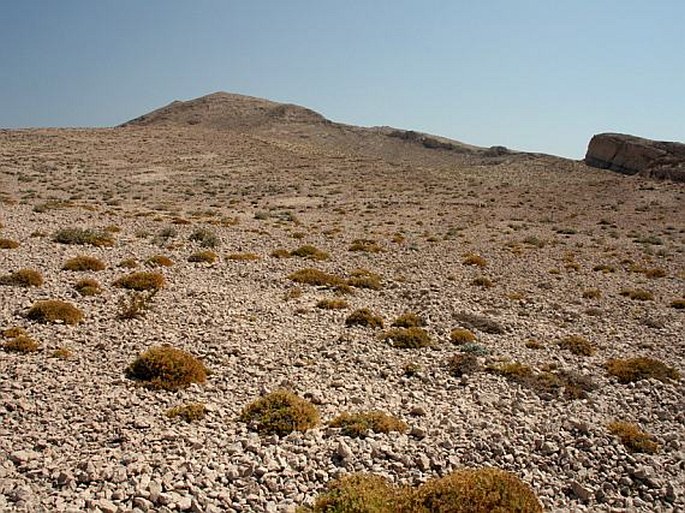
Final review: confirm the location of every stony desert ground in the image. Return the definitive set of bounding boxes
[0,94,683,512]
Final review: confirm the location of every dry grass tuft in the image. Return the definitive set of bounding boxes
[392,312,425,328]
[453,312,505,334]
[606,357,680,383]
[73,278,102,296]
[608,421,659,454]
[289,268,348,290]
[346,268,382,290]
[226,252,261,261]
[0,268,44,287]
[189,227,219,248]
[63,255,106,271]
[126,345,207,390]
[113,271,165,291]
[462,253,487,267]
[239,390,319,436]
[51,346,74,360]
[349,238,382,253]
[145,254,174,267]
[450,328,476,345]
[166,402,207,422]
[559,335,596,356]
[619,288,654,301]
[118,258,138,269]
[329,411,408,437]
[447,353,480,377]
[670,298,685,310]
[0,238,20,249]
[582,288,601,299]
[3,334,40,353]
[346,308,384,328]
[298,473,396,513]
[290,244,330,261]
[316,298,349,310]
[26,300,83,325]
[382,327,433,348]
[188,250,218,263]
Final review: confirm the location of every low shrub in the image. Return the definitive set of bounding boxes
[166,402,207,422]
[239,390,319,436]
[189,227,219,248]
[289,268,347,290]
[118,258,138,269]
[51,346,73,359]
[3,335,40,353]
[619,288,654,301]
[606,357,680,383]
[329,411,408,437]
[404,467,543,513]
[349,239,382,253]
[113,272,165,291]
[392,312,425,328]
[73,278,102,296]
[0,238,20,249]
[298,473,396,513]
[450,328,476,345]
[346,308,384,328]
[447,353,480,377]
[608,421,659,454]
[316,298,349,310]
[671,298,685,310]
[462,253,487,267]
[382,327,433,348]
[471,276,493,288]
[226,252,261,261]
[0,268,44,287]
[145,255,174,267]
[26,300,83,325]
[346,269,382,290]
[62,255,106,271]
[290,244,330,261]
[53,228,114,247]
[117,291,157,320]
[126,345,207,390]
[582,288,601,299]
[559,335,596,356]
[188,250,218,263]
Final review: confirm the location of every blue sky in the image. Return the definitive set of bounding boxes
[1,1,683,158]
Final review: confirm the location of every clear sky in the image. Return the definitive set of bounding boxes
[1,1,683,158]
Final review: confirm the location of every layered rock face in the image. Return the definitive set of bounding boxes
[585,133,685,182]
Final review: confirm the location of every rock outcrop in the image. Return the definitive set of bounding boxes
[585,133,685,182]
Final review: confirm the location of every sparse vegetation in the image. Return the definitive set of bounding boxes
[619,288,654,301]
[462,253,487,267]
[392,312,425,328]
[51,346,74,360]
[329,411,408,437]
[118,258,138,269]
[297,473,396,513]
[290,244,330,260]
[3,334,40,353]
[189,227,219,248]
[608,421,659,454]
[62,255,106,271]
[188,250,218,263]
[53,228,114,247]
[0,238,20,249]
[166,402,207,422]
[382,327,433,348]
[226,252,261,261]
[471,276,493,288]
[450,328,476,345]
[582,288,601,299]
[145,254,174,267]
[73,278,101,296]
[289,268,347,290]
[447,353,480,377]
[606,357,680,383]
[239,390,319,436]
[113,271,165,291]
[316,298,349,310]
[346,268,382,290]
[559,335,596,356]
[126,345,207,390]
[0,268,44,287]
[346,308,384,328]
[26,300,83,325]
[117,291,158,320]
[349,238,382,252]
[671,298,685,310]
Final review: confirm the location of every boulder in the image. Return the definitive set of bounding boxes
[585,133,685,182]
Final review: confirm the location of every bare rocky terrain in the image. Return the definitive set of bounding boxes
[0,93,683,512]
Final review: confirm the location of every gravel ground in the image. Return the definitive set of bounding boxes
[0,126,683,512]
